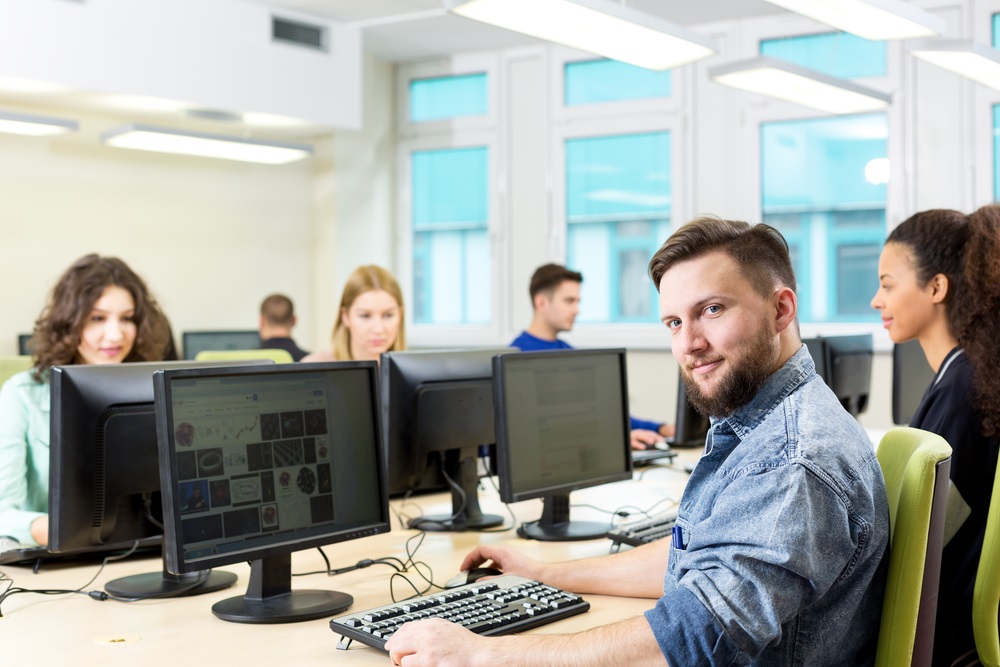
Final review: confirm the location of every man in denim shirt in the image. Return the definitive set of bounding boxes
[386,217,890,666]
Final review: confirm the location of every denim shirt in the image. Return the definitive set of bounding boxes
[644,346,889,666]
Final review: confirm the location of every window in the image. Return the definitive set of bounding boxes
[564,59,671,106]
[409,73,488,123]
[761,114,887,322]
[565,131,671,323]
[760,32,887,78]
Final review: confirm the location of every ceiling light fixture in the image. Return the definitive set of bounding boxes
[100,124,312,165]
[759,0,943,41]
[708,56,892,115]
[446,0,718,71]
[909,39,1000,92]
[0,110,78,137]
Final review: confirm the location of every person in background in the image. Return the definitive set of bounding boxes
[871,204,1000,667]
[258,293,309,361]
[511,263,675,450]
[302,265,405,363]
[386,217,888,667]
[0,254,170,546]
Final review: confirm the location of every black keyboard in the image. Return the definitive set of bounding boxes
[330,574,590,651]
[607,509,678,548]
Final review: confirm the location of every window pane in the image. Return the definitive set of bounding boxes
[994,13,1000,48]
[761,114,887,322]
[411,146,491,325]
[761,32,886,79]
[409,73,488,123]
[565,59,671,106]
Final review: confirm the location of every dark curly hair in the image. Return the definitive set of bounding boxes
[887,205,1000,436]
[29,254,170,381]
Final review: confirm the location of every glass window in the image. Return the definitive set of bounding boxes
[410,146,491,324]
[564,59,671,106]
[565,131,671,323]
[761,113,888,322]
[409,73,488,123]
[760,32,886,79]
[994,13,1000,47]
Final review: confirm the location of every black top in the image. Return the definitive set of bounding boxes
[910,347,999,666]
[259,336,309,362]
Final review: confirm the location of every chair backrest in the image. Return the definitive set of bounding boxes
[195,348,294,364]
[974,456,1000,667]
[875,426,953,667]
[0,355,34,388]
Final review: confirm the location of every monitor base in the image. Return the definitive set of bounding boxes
[104,568,237,599]
[408,512,504,532]
[212,590,353,624]
[517,519,610,542]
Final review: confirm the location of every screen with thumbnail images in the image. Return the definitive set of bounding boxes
[156,361,388,623]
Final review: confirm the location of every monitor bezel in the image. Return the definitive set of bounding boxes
[825,333,874,418]
[181,330,261,360]
[155,361,390,575]
[493,348,634,505]
[892,339,935,426]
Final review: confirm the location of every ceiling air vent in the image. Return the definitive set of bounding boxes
[272,16,327,52]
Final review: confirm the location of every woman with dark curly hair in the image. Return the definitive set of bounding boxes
[0,254,170,546]
[871,204,1000,666]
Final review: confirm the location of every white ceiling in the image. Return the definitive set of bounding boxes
[259,0,786,62]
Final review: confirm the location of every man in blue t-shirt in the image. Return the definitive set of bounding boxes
[510,263,673,450]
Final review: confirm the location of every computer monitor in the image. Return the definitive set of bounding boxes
[17,333,32,356]
[49,359,271,595]
[182,330,261,360]
[893,339,935,425]
[493,348,633,542]
[670,375,710,447]
[824,334,874,418]
[155,361,389,623]
[802,337,830,384]
[380,348,509,531]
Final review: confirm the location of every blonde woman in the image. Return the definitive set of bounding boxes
[303,265,405,363]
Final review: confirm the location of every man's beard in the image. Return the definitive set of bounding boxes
[681,319,779,418]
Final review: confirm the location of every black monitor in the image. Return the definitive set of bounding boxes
[380,348,509,531]
[824,334,874,418]
[49,359,271,595]
[155,361,389,623]
[893,339,935,425]
[17,333,32,356]
[670,375,710,447]
[493,349,633,542]
[182,330,261,360]
[802,337,830,384]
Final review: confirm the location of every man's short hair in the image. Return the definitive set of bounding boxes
[260,293,295,327]
[648,216,797,297]
[529,263,583,302]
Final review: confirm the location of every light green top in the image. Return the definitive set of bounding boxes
[0,369,49,545]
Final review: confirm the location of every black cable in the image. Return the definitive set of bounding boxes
[478,458,516,533]
[406,458,467,531]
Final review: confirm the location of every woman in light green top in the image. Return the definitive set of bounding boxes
[0,254,169,546]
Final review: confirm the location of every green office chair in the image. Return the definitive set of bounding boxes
[0,355,34,388]
[195,349,294,364]
[875,427,953,667]
[974,458,1000,666]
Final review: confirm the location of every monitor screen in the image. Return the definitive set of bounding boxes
[802,337,830,384]
[825,334,873,418]
[49,359,272,594]
[182,330,261,360]
[17,333,32,356]
[493,349,632,541]
[893,339,934,425]
[380,348,509,532]
[155,361,388,623]
[671,374,710,448]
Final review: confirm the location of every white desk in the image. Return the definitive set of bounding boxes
[1,451,698,666]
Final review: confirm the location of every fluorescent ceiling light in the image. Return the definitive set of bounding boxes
[100,124,312,165]
[446,0,717,71]
[0,110,78,137]
[909,39,1000,91]
[709,56,892,115]
[760,0,943,41]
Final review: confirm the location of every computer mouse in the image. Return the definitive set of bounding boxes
[444,566,503,589]
[651,440,670,451]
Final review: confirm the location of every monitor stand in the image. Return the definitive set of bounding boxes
[212,553,352,624]
[517,494,609,542]
[408,447,503,532]
[104,561,236,599]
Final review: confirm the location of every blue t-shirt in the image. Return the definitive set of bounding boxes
[508,331,662,432]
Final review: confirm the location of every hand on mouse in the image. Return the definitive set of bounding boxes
[629,429,663,451]
[459,544,544,582]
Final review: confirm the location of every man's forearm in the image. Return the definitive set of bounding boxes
[537,538,669,598]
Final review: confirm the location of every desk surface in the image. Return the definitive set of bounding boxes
[1,452,697,666]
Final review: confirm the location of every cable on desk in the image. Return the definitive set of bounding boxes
[477,457,517,533]
[404,460,468,532]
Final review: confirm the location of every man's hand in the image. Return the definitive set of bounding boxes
[459,544,546,581]
[386,619,488,667]
[630,429,665,451]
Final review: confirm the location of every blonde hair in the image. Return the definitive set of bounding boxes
[332,265,406,360]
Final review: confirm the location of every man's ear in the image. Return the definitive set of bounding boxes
[929,273,950,304]
[773,287,798,334]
